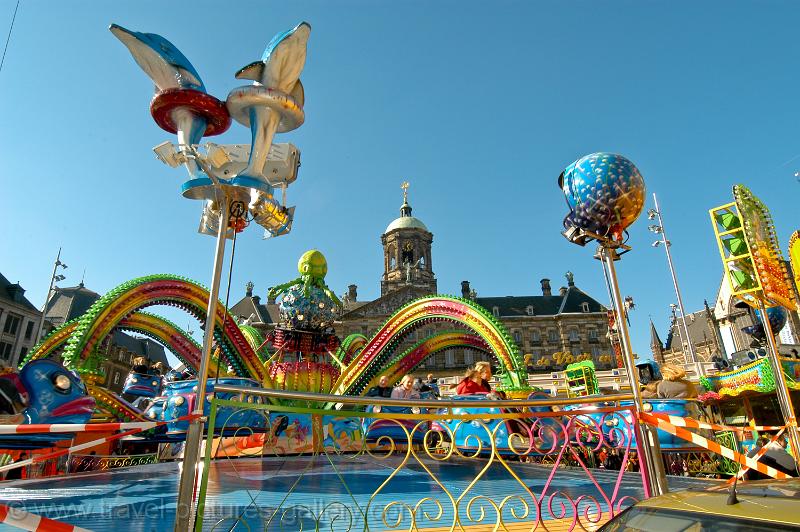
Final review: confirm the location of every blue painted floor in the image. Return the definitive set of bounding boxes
[0,457,714,531]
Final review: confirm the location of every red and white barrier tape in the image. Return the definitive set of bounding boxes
[0,420,173,435]
[646,412,783,433]
[640,412,790,480]
[0,503,90,532]
[0,413,199,475]
[726,428,787,485]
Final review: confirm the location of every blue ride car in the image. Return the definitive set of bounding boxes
[0,360,96,448]
[158,377,267,437]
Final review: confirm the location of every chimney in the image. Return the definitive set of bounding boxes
[5,283,24,303]
[348,284,358,302]
[559,286,568,296]
[267,287,276,305]
[461,281,471,299]
[540,279,552,297]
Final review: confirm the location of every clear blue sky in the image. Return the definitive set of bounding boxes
[2,1,799,365]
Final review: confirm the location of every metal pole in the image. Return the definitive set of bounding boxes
[174,195,230,531]
[35,248,61,345]
[653,193,703,379]
[757,299,800,467]
[600,245,669,496]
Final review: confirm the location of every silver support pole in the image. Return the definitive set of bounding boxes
[35,248,61,345]
[757,300,800,469]
[174,195,230,531]
[600,245,669,496]
[653,193,703,379]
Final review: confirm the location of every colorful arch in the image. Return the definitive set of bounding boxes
[336,333,367,365]
[50,275,263,381]
[334,295,528,395]
[357,331,490,395]
[21,312,222,375]
[239,325,271,362]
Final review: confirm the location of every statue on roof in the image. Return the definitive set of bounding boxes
[565,271,574,285]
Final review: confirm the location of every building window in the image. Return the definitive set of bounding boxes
[118,351,125,362]
[492,307,500,318]
[526,306,534,316]
[390,257,396,270]
[2,315,20,336]
[20,347,27,359]
[513,331,521,344]
[0,342,12,360]
[113,373,120,385]
[531,330,541,344]
[445,351,455,367]
[581,302,590,313]
[24,321,34,340]
[569,329,580,342]
[464,350,474,365]
[588,329,599,342]
[548,330,559,343]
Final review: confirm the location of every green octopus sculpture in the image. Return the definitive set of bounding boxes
[268,250,342,308]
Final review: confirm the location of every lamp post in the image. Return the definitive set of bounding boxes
[648,193,703,379]
[109,20,311,531]
[558,152,668,497]
[35,248,67,345]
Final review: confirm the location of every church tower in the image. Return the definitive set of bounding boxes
[380,183,437,296]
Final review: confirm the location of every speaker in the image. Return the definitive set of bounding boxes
[730,349,757,367]
[711,356,730,371]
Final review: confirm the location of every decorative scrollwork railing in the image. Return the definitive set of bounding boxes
[67,453,159,473]
[194,387,650,531]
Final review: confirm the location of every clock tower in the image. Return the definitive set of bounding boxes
[380,183,437,296]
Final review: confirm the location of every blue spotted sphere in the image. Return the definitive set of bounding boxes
[559,153,646,240]
[278,284,337,331]
[742,306,787,341]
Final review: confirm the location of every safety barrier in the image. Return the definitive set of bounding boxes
[639,412,792,480]
[193,388,650,531]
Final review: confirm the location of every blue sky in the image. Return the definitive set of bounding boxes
[2,1,800,364]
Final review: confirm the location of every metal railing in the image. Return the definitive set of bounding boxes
[194,387,652,531]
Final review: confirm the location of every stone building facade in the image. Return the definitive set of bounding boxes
[650,275,800,369]
[231,189,614,377]
[0,272,42,367]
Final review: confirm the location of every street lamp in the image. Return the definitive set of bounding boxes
[648,193,703,379]
[35,248,67,345]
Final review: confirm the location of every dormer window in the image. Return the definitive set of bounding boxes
[492,306,500,317]
[581,302,590,313]
[526,305,534,316]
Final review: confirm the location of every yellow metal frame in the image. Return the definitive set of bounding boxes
[709,201,762,308]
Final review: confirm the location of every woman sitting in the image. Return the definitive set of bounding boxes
[657,364,698,399]
[456,361,492,395]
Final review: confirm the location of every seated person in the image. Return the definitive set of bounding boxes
[424,374,440,396]
[0,377,26,416]
[131,356,149,374]
[366,375,393,398]
[391,375,420,400]
[149,362,166,376]
[456,361,492,395]
[657,364,698,399]
[746,436,798,479]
